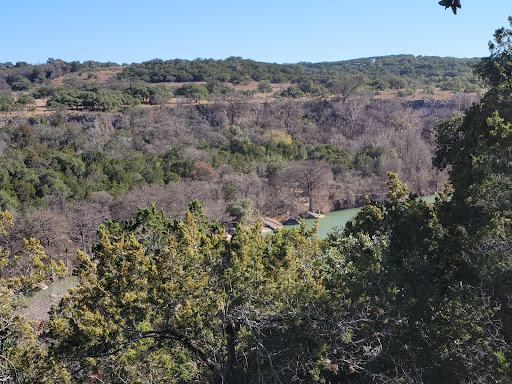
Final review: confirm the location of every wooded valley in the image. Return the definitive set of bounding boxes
[1,14,512,383]
[0,55,480,267]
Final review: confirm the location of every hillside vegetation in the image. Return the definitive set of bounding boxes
[0,55,483,269]
[0,55,481,113]
[0,92,479,267]
[4,21,512,382]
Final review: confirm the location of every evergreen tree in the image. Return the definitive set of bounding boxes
[0,211,70,383]
[47,203,328,383]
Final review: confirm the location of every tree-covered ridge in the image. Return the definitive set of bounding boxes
[117,57,304,84]
[300,55,481,89]
[0,59,119,94]
[116,55,481,91]
[0,55,482,113]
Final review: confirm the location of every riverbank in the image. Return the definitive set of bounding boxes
[266,194,439,239]
[18,276,80,322]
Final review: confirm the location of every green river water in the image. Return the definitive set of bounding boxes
[284,194,438,239]
[19,276,79,321]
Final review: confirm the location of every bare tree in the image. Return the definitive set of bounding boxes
[278,160,334,212]
[71,201,111,255]
[329,76,364,103]
[222,94,251,126]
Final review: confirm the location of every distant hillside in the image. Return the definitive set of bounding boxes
[116,55,481,90]
[0,55,481,88]
[0,55,481,273]
[299,55,481,89]
[0,55,483,113]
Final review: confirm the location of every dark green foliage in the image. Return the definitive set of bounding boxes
[162,149,194,180]
[434,17,512,218]
[33,84,140,111]
[206,79,234,95]
[475,16,512,90]
[279,86,305,98]
[301,55,480,92]
[174,83,209,100]
[16,94,36,107]
[7,75,32,91]
[337,174,502,383]
[226,198,252,223]
[354,145,387,176]
[328,76,364,100]
[32,85,59,99]
[117,57,307,84]
[0,91,15,112]
[309,144,353,171]
[429,18,512,382]
[124,83,171,105]
[113,55,481,94]
[0,141,198,210]
[298,79,329,97]
[256,80,273,93]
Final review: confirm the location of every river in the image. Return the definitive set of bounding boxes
[18,276,79,322]
[283,194,438,239]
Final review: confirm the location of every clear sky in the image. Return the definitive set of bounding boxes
[2,0,512,65]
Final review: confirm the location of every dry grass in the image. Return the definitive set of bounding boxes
[50,67,123,86]
[372,88,480,102]
[2,82,480,119]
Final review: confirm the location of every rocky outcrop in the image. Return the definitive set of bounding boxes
[305,211,326,219]
[263,217,283,230]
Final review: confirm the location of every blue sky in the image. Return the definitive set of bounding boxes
[2,0,512,64]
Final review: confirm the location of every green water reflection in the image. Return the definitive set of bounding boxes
[284,194,438,239]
